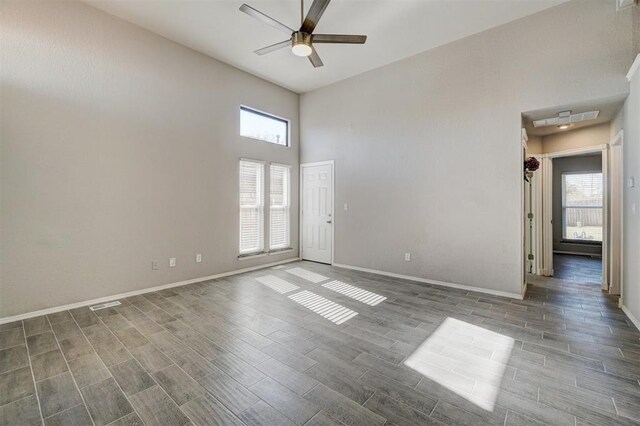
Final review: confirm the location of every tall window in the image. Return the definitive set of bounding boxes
[239,159,264,255]
[270,164,291,250]
[562,172,603,242]
[240,106,289,146]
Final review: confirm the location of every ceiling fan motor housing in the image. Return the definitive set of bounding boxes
[291,32,312,56]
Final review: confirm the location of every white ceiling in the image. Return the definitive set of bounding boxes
[86,0,569,93]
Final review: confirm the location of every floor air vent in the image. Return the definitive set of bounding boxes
[89,301,121,311]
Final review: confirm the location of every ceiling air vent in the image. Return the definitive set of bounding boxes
[532,110,600,128]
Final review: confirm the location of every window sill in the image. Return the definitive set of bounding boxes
[268,248,293,255]
[238,252,267,261]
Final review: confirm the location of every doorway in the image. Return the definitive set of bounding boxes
[521,98,626,294]
[300,161,334,264]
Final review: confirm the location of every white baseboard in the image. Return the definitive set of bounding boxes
[0,257,300,325]
[621,303,640,332]
[333,263,523,300]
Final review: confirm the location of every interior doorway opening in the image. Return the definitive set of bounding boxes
[552,153,604,285]
[521,96,625,293]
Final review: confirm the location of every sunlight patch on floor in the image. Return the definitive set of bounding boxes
[255,275,300,294]
[288,290,358,325]
[322,280,386,306]
[404,317,514,412]
[285,267,329,283]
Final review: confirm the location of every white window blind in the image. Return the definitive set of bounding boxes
[239,159,264,255]
[562,172,603,242]
[270,164,290,250]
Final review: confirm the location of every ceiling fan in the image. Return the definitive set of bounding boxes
[239,0,367,68]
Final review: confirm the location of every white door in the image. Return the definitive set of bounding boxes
[301,162,333,264]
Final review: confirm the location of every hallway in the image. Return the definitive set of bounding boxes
[553,254,602,285]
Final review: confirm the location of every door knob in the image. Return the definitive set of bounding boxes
[326,220,332,224]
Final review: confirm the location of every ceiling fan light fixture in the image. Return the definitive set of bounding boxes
[292,42,312,57]
[291,32,312,57]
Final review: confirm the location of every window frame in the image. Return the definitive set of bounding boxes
[269,163,292,251]
[238,158,266,257]
[240,105,290,147]
[561,171,603,244]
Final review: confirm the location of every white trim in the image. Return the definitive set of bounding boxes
[300,160,335,265]
[239,157,266,164]
[602,145,610,291]
[610,129,624,147]
[268,248,293,256]
[621,304,640,332]
[540,144,607,159]
[333,263,524,300]
[301,160,335,167]
[627,54,640,82]
[238,252,267,261]
[609,130,624,295]
[0,257,299,325]
[541,157,554,276]
[533,168,543,275]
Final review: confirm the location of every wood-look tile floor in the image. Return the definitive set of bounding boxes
[554,254,603,284]
[1,260,639,425]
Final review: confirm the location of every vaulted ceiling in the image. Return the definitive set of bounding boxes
[86,0,569,93]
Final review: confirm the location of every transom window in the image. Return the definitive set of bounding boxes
[562,172,603,243]
[240,106,289,146]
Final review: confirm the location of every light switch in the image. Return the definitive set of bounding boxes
[344,203,348,211]
[629,177,635,188]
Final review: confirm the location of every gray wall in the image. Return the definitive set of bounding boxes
[0,1,300,317]
[552,154,603,256]
[300,0,635,296]
[623,56,640,324]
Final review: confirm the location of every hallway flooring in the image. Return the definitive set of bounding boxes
[553,254,602,284]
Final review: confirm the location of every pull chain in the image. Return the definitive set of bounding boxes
[301,0,304,27]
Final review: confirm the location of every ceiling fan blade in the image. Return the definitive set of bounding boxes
[254,39,291,56]
[300,0,331,34]
[312,34,367,44]
[308,46,324,68]
[239,4,294,35]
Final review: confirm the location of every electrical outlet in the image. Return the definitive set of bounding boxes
[404,253,411,262]
[151,261,159,270]
[169,257,176,268]
[344,203,348,211]
[196,253,202,263]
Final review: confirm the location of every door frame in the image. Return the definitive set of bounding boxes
[539,144,611,291]
[300,160,335,265]
[610,130,624,296]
